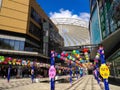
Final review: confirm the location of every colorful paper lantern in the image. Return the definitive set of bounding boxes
[95,55,99,59]
[65,53,68,57]
[79,58,82,60]
[12,59,16,65]
[61,52,64,56]
[27,60,30,66]
[76,54,80,58]
[72,58,75,61]
[76,50,80,54]
[72,50,76,54]
[57,54,61,58]
[67,55,71,59]
[69,56,72,60]
[83,48,88,53]
[0,56,5,62]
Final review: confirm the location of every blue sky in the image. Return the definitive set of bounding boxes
[36,0,90,22]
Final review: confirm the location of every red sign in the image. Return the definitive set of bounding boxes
[49,66,56,78]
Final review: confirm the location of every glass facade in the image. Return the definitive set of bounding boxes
[0,38,25,51]
[90,0,96,12]
[29,22,42,39]
[0,38,41,52]
[30,7,43,40]
[24,41,41,53]
[90,7,101,44]
[31,7,42,25]
[99,0,120,39]
[109,0,120,32]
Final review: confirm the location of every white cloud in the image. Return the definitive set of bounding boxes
[49,9,90,22]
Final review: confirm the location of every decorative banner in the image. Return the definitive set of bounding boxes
[100,64,110,79]
[49,65,56,79]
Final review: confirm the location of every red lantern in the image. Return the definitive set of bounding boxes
[83,48,88,53]
[65,53,68,57]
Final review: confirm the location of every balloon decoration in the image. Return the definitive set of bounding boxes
[54,49,91,68]
[0,56,5,63]
[12,59,16,65]
[0,48,91,70]
[27,60,30,66]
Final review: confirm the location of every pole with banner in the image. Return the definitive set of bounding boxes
[7,65,11,82]
[76,65,78,79]
[31,65,34,83]
[69,61,72,85]
[49,51,56,90]
[99,45,110,90]
[94,55,100,84]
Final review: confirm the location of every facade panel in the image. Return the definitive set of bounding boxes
[11,0,29,5]
[0,16,27,33]
[2,0,29,12]
[1,7,28,21]
[0,0,29,34]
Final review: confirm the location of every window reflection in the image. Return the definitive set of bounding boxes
[0,38,25,51]
[29,22,41,39]
[10,40,14,49]
[19,41,24,51]
[14,40,19,50]
[31,7,42,25]
[0,38,42,53]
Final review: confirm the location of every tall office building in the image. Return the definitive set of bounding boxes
[89,0,120,78]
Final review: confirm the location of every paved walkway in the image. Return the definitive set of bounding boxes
[0,75,120,90]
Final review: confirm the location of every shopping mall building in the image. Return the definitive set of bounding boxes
[89,0,120,78]
[0,0,64,78]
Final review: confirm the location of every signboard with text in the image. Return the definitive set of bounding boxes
[49,65,56,79]
[100,64,110,79]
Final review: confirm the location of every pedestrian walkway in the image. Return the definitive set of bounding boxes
[0,75,120,90]
[65,75,101,90]
[0,78,32,90]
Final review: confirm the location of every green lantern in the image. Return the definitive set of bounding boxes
[69,56,72,60]
[8,61,12,64]
[0,56,5,62]
[72,58,75,61]
[72,50,76,54]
